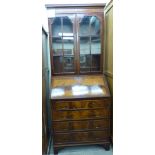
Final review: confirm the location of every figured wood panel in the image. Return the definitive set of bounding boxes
[92,119,110,129]
[53,99,111,110]
[54,130,110,144]
[51,75,110,99]
[53,119,110,132]
[53,108,110,121]
[52,75,105,87]
[92,130,110,141]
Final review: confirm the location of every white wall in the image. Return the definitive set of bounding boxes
[42,2,49,32]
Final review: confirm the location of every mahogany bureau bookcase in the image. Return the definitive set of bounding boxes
[47,4,112,155]
[50,75,112,155]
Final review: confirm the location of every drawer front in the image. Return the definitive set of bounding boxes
[54,130,110,144]
[53,121,70,132]
[53,119,110,132]
[92,119,110,130]
[92,130,110,141]
[53,109,110,121]
[53,121,89,132]
[54,132,89,144]
[53,99,111,110]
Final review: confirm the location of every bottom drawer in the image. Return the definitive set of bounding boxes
[54,130,110,144]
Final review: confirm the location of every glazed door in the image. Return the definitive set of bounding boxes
[50,14,77,75]
[49,13,103,75]
[77,14,103,74]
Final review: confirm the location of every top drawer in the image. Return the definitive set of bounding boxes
[53,99,111,111]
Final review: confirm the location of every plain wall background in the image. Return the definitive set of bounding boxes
[1,0,155,155]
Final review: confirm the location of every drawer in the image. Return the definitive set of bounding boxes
[54,130,110,144]
[91,119,110,129]
[54,132,90,144]
[53,121,70,132]
[53,99,111,111]
[52,109,110,121]
[92,130,111,141]
[53,119,110,132]
[53,121,89,132]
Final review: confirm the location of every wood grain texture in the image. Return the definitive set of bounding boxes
[54,130,110,144]
[51,75,112,154]
[51,75,110,99]
[48,5,112,154]
[53,119,110,133]
[53,109,110,121]
[53,99,111,110]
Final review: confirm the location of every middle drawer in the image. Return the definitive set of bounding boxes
[52,108,110,121]
[53,119,110,132]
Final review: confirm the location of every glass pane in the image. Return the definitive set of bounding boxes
[63,36,74,56]
[63,16,74,57]
[91,36,101,54]
[53,56,63,73]
[90,16,100,36]
[64,56,74,72]
[52,17,62,36]
[80,37,90,55]
[92,54,100,71]
[79,16,91,36]
[80,36,90,72]
[80,55,91,72]
[63,16,73,34]
[52,37,63,56]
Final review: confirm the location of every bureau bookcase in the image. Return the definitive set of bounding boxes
[47,4,112,155]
